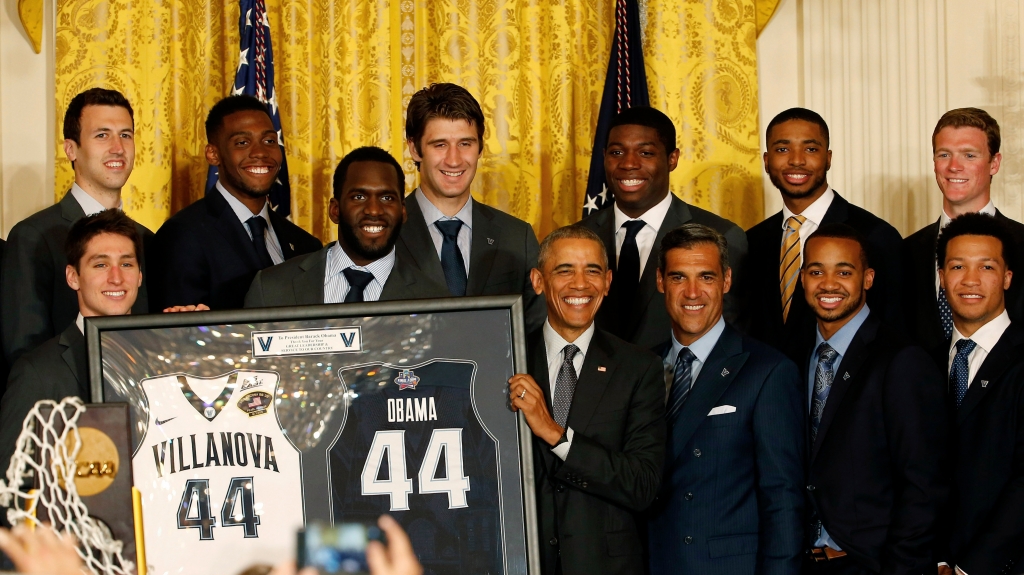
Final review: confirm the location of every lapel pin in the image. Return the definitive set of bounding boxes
[597,366,607,372]
[487,237,495,245]
[289,243,294,250]
[843,372,850,380]
[721,368,729,376]
[981,380,989,388]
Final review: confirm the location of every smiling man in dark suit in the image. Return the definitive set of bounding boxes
[578,107,747,349]
[934,213,1024,575]
[507,225,665,575]
[646,224,805,575]
[150,95,321,311]
[397,83,545,332]
[245,146,447,307]
[799,224,947,573]
[743,108,904,358]
[903,108,1024,352]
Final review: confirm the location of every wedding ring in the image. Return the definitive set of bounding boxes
[519,389,526,399]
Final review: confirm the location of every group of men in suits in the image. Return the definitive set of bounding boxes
[0,78,1022,575]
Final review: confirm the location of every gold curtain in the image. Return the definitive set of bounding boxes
[55,0,775,239]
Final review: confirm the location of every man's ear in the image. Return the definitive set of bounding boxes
[656,268,665,294]
[863,267,876,291]
[66,264,81,291]
[205,143,221,167]
[63,140,78,163]
[530,268,544,296]
[938,268,946,290]
[328,198,341,225]
[406,138,422,163]
[723,267,733,294]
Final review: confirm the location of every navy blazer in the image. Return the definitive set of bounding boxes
[150,186,321,311]
[647,323,805,575]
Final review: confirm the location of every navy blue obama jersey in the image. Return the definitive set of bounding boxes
[329,360,503,575]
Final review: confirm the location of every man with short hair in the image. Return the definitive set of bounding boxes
[397,83,545,331]
[508,225,665,575]
[578,107,747,349]
[1,88,152,367]
[799,224,947,574]
[743,108,904,358]
[245,147,448,306]
[903,108,1024,351]
[150,95,321,311]
[646,223,804,575]
[934,213,1024,575]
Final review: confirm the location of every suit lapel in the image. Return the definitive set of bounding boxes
[957,324,1024,423]
[59,190,85,223]
[566,331,614,432]
[268,208,298,258]
[205,187,263,270]
[292,248,327,305]
[916,222,942,332]
[466,201,501,295]
[398,194,449,288]
[669,325,749,462]
[59,324,88,397]
[593,209,617,276]
[528,334,553,409]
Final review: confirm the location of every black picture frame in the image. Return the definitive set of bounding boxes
[87,295,539,575]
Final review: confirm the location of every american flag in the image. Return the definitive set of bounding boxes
[582,0,650,217]
[206,0,291,217]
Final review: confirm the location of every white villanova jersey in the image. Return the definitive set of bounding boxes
[133,370,303,575]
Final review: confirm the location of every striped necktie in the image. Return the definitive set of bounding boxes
[780,215,807,322]
[667,347,697,420]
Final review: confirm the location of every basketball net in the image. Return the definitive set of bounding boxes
[0,397,133,574]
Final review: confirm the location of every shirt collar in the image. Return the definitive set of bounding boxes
[669,316,726,364]
[543,319,596,360]
[324,242,397,286]
[612,190,673,232]
[951,309,1011,355]
[781,188,835,229]
[940,200,997,229]
[414,188,473,229]
[815,303,871,357]
[71,183,122,216]
[216,180,272,225]
[76,313,85,334]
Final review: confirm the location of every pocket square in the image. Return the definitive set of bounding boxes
[708,405,737,416]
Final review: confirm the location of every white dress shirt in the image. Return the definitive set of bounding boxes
[216,181,284,265]
[71,183,122,215]
[934,200,998,294]
[612,191,673,279]
[664,316,726,394]
[75,313,85,334]
[948,309,1011,386]
[542,319,596,460]
[414,189,473,273]
[780,188,835,258]
[323,243,396,303]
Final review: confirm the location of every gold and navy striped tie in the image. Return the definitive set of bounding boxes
[780,215,807,322]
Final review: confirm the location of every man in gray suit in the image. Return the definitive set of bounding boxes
[397,83,546,331]
[1,88,152,366]
[245,147,448,307]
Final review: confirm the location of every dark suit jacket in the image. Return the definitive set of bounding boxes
[579,195,748,350]
[647,324,805,575]
[0,192,152,364]
[0,323,87,476]
[805,314,948,574]
[397,194,546,332]
[528,327,665,575]
[150,187,321,311]
[742,192,905,359]
[937,323,1024,573]
[243,244,450,307]
[902,212,1024,351]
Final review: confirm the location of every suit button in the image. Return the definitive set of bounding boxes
[693,449,701,457]
[684,492,693,500]
[556,484,565,493]
[549,537,558,546]
[806,485,816,491]
[684,536,693,544]
[581,482,588,488]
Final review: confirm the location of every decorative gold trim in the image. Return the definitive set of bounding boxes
[756,0,781,37]
[17,0,43,54]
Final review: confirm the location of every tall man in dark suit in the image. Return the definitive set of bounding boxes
[646,224,804,575]
[744,108,904,358]
[903,108,1024,352]
[245,147,448,306]
[507,226,665,575]
[397,83,545,331]
[934,213,1024,575]
[1,88,152,365]
[150,95,321,311]
[799,224,947,573]
[578,107,747,349]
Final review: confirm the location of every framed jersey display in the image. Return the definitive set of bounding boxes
[87,296,536,575]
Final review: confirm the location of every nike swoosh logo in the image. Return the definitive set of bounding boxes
[155,417,176,426]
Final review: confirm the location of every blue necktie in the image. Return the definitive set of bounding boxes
[950,338,977,407]
[342,268,374,303]
[435,220,467,296]
[810,342,839,442]
[666,348,697,420]
[938,287,954,340]
[245,215,274,268]
[552,344,580,427]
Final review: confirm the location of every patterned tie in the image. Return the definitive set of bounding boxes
[666,348,697,420]
[780,215,807,322]
[552,344,580,428]
[810,342,839,442]
[342,268,375,303]
[950,338,977,408]
[435,220,468,296]
[938,287,954,340]
[245,215,274,268]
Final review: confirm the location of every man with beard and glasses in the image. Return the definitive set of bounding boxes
[799,224,947,574]
[150,95,321,310]
[742,108,904,359]
[244,147,448,306]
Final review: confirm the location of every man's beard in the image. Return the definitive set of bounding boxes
[813,289,865,323]
[339,218,403,262]
[769,171,828,200]
[222,169,274,198]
